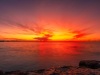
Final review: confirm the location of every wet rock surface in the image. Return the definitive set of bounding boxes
[1,60,100,75]
[79,60,100,69]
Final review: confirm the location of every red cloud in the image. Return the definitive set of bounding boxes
[74,33,89,38]
[70,28,91,39]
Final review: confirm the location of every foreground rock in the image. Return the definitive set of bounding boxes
[1,60,100,75]
[0,70,3,75]
[3,67,100,75]
[5,70,26,75]
[79,60,100,69]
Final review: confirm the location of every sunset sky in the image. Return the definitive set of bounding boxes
[0,0,100,41]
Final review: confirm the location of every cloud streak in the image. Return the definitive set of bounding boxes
[69,28,91,39]
[0,18,35,32]
[0,17,54,37]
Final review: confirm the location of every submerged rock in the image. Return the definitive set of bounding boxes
[79,60,100,69]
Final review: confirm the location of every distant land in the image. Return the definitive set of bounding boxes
[0,40,100,42]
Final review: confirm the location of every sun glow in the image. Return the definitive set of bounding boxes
[50,31,75,41]
[0,27,92,41]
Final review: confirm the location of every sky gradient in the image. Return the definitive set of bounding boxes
[0,0,100,41]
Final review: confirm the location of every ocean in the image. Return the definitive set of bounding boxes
[0,41,100,71]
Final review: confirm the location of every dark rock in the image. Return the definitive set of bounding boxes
[5,71,27,75]
[35,69,45,73]
[50,73,59,75]
[0,70,3,75]
[60,66,71,69]
[79,60,100,69]
[55,66,71,72]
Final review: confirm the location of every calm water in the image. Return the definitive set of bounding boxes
[0,41,100,71]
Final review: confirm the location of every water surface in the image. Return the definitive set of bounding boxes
[0,41,100,71]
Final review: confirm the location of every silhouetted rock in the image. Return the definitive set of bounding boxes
[79,60,100,69]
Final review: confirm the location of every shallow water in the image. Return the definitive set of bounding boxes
[0,41,100,71]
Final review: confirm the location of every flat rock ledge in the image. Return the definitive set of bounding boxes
[1,60,100,75]
[79,60,100,69]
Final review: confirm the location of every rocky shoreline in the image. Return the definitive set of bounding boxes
[0,60,100,75]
